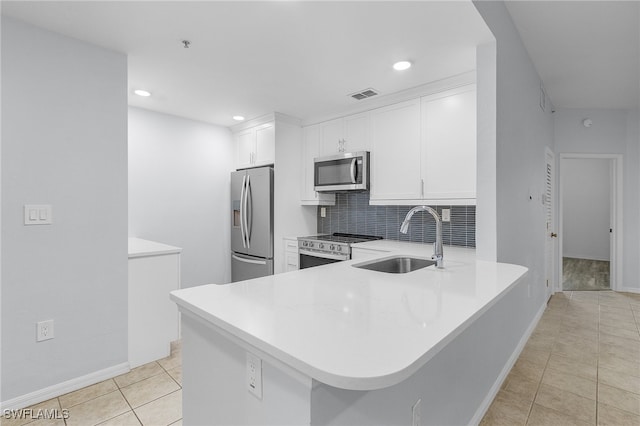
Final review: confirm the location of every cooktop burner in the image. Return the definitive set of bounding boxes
[299,233,383,244]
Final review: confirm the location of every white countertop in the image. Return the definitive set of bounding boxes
[128,237,182,258]
[170,241,527,391]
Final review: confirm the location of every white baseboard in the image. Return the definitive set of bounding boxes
[619,287,640,295]
[0,362,130,411]
[469,301,547,425]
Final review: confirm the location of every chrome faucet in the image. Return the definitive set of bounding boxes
[400,206,444,268]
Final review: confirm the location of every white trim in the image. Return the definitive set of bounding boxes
[544,147,556,300]
[470,301,547,425]
[558,153,623,292]
[0,362,130,411]
[619,287,640,294]
[230,112,302,133]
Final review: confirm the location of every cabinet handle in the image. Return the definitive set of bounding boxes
[421,179,424,198]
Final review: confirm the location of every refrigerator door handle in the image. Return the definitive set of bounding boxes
[232,254,267,265]
[240,174,247,248]
[244,174,251,248]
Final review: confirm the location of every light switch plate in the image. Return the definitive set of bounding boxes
[24,205,52,225]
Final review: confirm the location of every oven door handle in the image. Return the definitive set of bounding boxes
[299,249,349,261]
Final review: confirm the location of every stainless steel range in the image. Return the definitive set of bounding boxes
[298,233,383,269]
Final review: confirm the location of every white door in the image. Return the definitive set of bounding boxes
[544,149,555,299]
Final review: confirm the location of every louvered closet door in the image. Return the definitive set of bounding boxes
[544,149,556,300]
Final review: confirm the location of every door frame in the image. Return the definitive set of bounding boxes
[544,147,555,301]
[558,153,623,292]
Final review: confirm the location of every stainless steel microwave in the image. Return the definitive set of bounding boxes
[314,151,370,192]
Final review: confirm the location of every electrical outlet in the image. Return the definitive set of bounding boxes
[441,208,451,222]
[412,398,421,426]
[320,207,326,218]
[246,352,262,399]
[37,320,54,342]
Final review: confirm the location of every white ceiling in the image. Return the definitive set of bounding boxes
[505,0,639,110]
[1,1,494,127]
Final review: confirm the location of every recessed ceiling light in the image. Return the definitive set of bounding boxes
[233,115,245,121]
[393,61,412,71]
[134,89,151,97]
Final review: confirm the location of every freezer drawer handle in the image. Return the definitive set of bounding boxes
[232,254,267,265]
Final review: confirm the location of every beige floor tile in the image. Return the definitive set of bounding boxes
[599,366,640,394]
[483,390,531,425]
[157,351,182,372]
[114,362,165,388]
[167,366,182,386]
[600,316,638,332]
[96,411,141,426]
[134,390,182,426]
[0,399,64,426]
[65,391,130,426]
[526,402,591,426]
[59,379,118,409]
[518,346,550,368]
[526,333,556,352]
[551,341,598,365]
[598,402,640,426]
[541,368,596,400]
[599,341,640,364]
[599,352,640,377]
[600,324,640,341]
[598,383,640,416]
[512,359,545,383]
[120,372,180,408]
[480,407,526,426]
[502,370,539,402]
[533,383,596,423]
[546,353,597,381]
[169,420,182,426]
[553,332,598,352]
[599,332,640,349]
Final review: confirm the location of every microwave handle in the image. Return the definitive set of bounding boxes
[350,158,357,184]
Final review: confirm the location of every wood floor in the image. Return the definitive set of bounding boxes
[563,257,610,291]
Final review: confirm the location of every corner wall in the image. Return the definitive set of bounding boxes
[128,107,234,286]
[473,0,555,338]
[1,17,128,402]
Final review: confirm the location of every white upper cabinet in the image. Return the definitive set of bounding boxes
[301,124,335,205]
[234,122,275,169]
[319,112,370,156]
[369,84,477,205]
[369,99,422,201]
[421,86,476,201]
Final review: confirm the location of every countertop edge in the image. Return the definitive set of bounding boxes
[170,262,528,391]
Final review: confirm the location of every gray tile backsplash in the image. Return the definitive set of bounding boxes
[317,192,476,248]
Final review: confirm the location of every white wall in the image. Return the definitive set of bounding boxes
[128,107,234,287]
[1,17,128,402]
[473,1,555,322]
[561,159,611,260]
[555,108,640,291]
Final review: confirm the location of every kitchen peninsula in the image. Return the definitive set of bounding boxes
[170,243,528,425]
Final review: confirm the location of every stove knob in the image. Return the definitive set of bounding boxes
[337,245,342,252]
[309,242,314,248]
[302,241,308,247]
[330,244,335,251]
[319,243,325,249]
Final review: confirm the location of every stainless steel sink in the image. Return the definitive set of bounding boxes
[353,256,436,274]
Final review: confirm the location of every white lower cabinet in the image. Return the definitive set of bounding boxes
[283,237,299,272]
[128,238,181,369]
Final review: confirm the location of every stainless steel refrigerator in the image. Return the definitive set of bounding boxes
[231,167,274,282]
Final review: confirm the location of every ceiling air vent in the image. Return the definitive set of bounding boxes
[349,88,379,100]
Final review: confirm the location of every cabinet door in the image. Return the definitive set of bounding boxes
[369,99,422,201]
[300,125,335,205]
[235,129,254,169]
[344,111,370,153]
[421,87,476,200]
[319,118,344,156]
[254,123,275,166]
